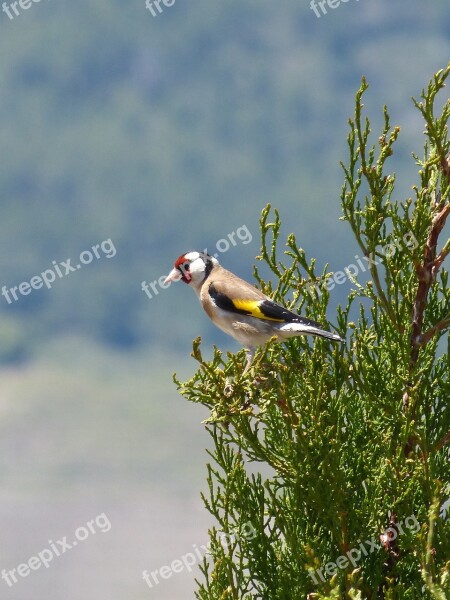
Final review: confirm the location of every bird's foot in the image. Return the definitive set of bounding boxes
[223,378,235,397]
[242,347,256,377]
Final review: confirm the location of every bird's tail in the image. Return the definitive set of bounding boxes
[278,322,344,343]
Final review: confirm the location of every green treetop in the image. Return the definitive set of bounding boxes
[176,64,450,600]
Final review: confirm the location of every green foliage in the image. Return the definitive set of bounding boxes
[176,65,450,598]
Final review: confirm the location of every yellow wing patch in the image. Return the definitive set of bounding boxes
[231,299,285,322]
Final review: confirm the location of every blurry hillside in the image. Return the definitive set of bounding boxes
[1,2,450,600]
[1,0,449,363]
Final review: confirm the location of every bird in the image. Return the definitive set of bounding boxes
[165,251,344,373]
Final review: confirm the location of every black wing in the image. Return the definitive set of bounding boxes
[258,299,326,329]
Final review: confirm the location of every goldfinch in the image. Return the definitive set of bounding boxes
[165,251,344,373]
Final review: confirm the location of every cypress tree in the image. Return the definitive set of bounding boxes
[176,64,450,599]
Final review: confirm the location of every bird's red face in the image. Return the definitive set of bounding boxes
[164,251,216,287]
[164,253,193,285]
[173,254,192,283]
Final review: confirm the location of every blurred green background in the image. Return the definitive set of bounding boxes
[0,0,449,598]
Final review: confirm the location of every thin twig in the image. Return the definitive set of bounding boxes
[409,203,450,371]
[419,314,450,346]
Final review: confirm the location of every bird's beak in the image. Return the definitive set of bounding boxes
[164,268,182,285]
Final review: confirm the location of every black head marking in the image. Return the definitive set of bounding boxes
[198,252,214,280]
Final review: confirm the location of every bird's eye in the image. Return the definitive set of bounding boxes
[178,262,190,276]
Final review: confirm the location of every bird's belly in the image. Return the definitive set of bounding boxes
[213,312,275,347]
